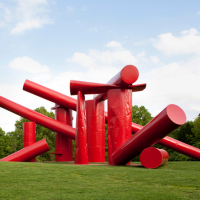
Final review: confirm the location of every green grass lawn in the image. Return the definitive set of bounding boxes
[0,161,199,200]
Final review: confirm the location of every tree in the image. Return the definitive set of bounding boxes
[0,127,12,158]
[132,105,153,126]
[192,114,200,148]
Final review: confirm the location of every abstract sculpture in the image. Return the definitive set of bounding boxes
[0,64,200,169]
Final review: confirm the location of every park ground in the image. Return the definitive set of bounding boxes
[0,161,199,200]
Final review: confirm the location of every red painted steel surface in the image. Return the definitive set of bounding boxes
[75,91,88,164]
[23,79,77,111]
[53,105,73,161]
[70,80,146,95]
[86,99,105,162]
[140,147,169,169]
[112,104,186,165]
[131,122,200,160]
[0,139,50,162]
[107,89,132,165]
[23,122,36,162]
[0,96,75,139]
[94,65,140,101]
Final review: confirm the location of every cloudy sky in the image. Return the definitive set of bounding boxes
[0,0,200,132]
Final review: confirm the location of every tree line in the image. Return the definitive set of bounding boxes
[0,106,200,161]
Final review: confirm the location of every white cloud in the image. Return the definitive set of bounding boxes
[150,56,159,63]
[134,56,200,120]
[67,42,138,68]
[153,28,200,55]
[137,51,146,58]
[67,52,95,68]
[105,41,122,48]
[0,0,53,34]
[9,56,50,73]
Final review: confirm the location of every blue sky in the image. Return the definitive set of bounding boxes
[0,0,200,132]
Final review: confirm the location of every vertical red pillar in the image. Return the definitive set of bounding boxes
[107,89,132,164]
[75,91,88,164]
[86,99,105,162]
[23,122,36,162]
[52,104,73,161]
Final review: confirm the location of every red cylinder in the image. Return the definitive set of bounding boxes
[94,65,139,101]
[0,139,50,162]
[112,104,186,165]
[23,80,77,111]
[131,122,200,161]
[23,122,36,162]
[86,99,105,162]
[140,147,169,169]
[0,96,75,139]
[75,91,88,164]
[53,105,73,161]
[107,89,132,164]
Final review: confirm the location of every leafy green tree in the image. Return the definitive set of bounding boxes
[132,105,153,126]
[0,128,12,158]
[192,114,200,148]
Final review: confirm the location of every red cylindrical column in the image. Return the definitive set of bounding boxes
[0,139,50,162]
[0,96,75,139]
[86,99,105,162]
[140,147,169,169]
[52,105,73,161]
[112,104,186,165]
[107,89,132,165]
[75,91,88,164]
[23,122,36,162]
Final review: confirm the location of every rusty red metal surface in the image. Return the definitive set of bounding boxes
[23,122,36,162]
[86,99,105,162]
[23,79,77,111]
[0,139,50,162]
[112,104,186,165]
[94,65,140,101]
[75,91,88,164]
[107,89,132,165]
[70,80,146,95]
[140,147,169,169]
[131,122,200,160]
[51,104,73,161]
[0,96,75,139]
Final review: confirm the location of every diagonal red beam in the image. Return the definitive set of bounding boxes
[0,96,75,140]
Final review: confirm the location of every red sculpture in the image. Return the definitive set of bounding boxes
[23,122,36,162]
[0,64,200,169]
[0,139,50,162]
[140,147,169,169]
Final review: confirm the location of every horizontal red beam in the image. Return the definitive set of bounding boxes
[0,96,75,140]
[70,80,146,95]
